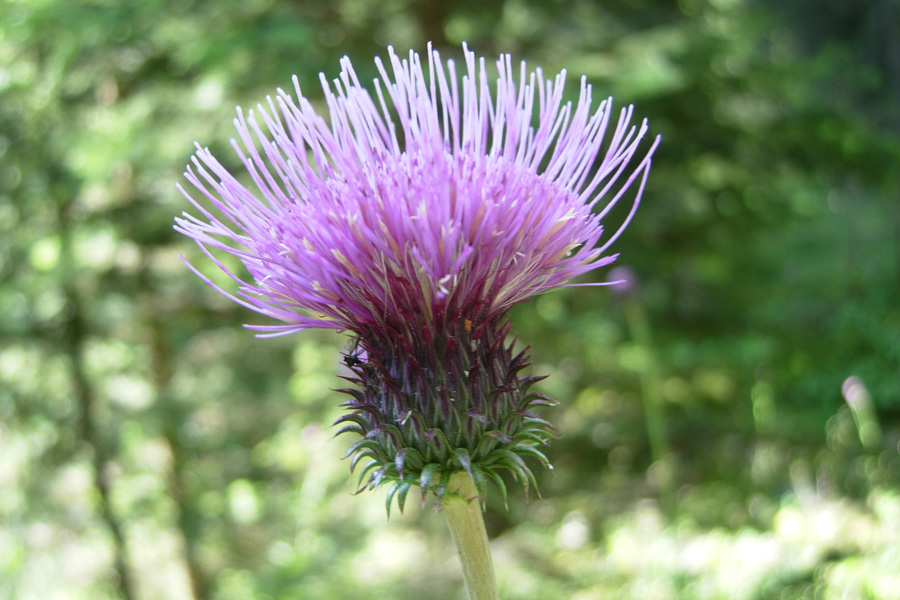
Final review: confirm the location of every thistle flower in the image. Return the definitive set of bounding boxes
[175,44,659,512]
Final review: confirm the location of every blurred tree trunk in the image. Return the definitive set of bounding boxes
[60,200,137,600]
[147,296,210,600]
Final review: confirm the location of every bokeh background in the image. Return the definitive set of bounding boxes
[2,0,900,598]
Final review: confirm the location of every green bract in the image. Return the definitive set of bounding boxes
[336,318,557,514]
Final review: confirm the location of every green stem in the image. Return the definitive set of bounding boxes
[441,471,498,600]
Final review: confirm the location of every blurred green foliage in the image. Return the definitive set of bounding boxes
[2,0,899,598]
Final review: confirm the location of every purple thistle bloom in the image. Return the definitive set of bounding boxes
[175,44,658,509]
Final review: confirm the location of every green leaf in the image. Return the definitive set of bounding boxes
[518,392,558,408]
[495,458,529,484]
[355,459,381,486]
[512,444,553,468]
[424,428,451,462]
[394,447,410,479]
[332,424,366,438]
[484,430,513,444]
[349,449,377,472]
[470,462,489,500]
[331,413,371,429]
[474,434,500,458]
[397,482,412,513]
[453,447,474,480]
[482,467,509,509]
[436,469,452,500]
[370,465,389,491]
[385,481,400,518]
[343,438,388,462]
[496,448,529,471]
[513,430,550,446]
[420,463,441,492]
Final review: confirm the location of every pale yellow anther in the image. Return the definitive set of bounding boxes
[332,249,362,278]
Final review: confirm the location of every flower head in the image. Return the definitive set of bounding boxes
[176,44,658,510]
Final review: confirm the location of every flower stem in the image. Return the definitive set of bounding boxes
[442,471,499,600]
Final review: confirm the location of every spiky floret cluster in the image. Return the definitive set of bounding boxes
[175,44,658,512]
[339,316,556,513]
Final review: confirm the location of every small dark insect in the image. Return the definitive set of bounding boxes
[343,353,363,368]
[343,345,365,368]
